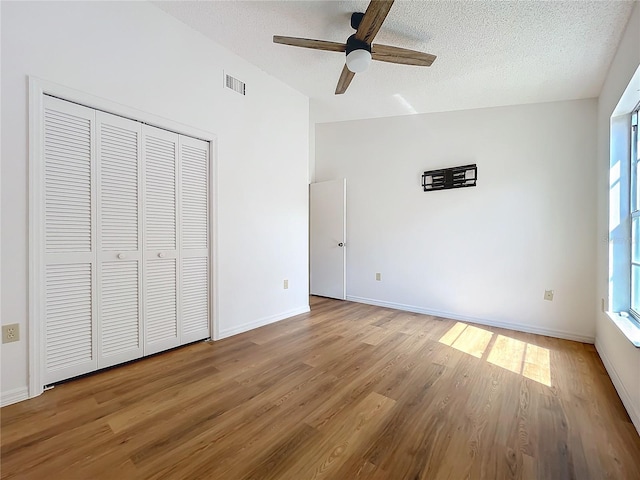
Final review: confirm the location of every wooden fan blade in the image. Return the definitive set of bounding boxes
[371,44,436,66]
[335,64,355,95]
[273,36,346,53]
[355,0,395,44]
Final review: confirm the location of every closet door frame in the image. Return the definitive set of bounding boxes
[28,77,218,399]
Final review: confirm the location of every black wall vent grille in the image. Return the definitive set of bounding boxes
[422,164,477,192]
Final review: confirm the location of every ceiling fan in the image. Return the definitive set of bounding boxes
[273,0,436,95]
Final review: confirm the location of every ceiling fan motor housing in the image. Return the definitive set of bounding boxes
[346,34,371,55]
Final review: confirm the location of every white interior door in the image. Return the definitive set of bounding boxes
[96,111,143,368]
[179,136,211,344]
[310,179,346,300]
[143,125,180,355]
[42,96,98,384]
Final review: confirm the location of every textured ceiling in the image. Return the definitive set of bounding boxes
[154,1,636,123]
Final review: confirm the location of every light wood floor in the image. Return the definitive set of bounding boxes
[2,296,639,479]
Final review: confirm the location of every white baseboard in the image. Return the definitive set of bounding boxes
[218,305,310,340]
[1,386,29,407]
[346,295,595,344]
[595,340,640,436]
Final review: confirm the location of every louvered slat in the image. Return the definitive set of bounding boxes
[100,261,140,357]
[45,263,93,371]
[45,108,92,253]
[100,123,138,251]
[182,258,209,335]
[146,259,177,344]
[145,135,176,249]
[181,143,208,249]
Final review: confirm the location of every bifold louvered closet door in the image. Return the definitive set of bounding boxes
[42,96,210,385]
[43,97,97,384]
[143,126,180,355]
[96,111,143,369]
[180,136,211,343]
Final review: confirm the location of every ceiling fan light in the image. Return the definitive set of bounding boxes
[346,49,371,73]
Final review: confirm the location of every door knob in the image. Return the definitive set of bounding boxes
[117,253,126,259]
[338,243,344,247]
[158,252,165,258]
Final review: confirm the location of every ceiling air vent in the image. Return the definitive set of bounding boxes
[225,74,246,96]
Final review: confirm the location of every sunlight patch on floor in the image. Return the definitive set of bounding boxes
[439,321,493,358]
[439,322,552,386]
[438,321,467,346]
[523,343,551,386]
[487,334,526,374]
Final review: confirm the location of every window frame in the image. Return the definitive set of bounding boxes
[629,105,640,322]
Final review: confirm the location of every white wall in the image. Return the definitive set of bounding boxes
[315,99,597,342]
[1,1,309,403]
[595,3,640,433]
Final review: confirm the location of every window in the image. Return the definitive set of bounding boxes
[607,70,640,345]
[631,107,640,321]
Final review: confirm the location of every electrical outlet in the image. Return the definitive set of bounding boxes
[375,273,381,281]
[544,290,554,301]
[283,279,289,289]
[2,324,20,343]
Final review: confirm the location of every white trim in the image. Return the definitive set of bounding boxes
[28,78,45,399]
[210,138,220,341]
[28,76,219,398]
[29,77,214,141]
[176,135,184,346]
[1,387,29,407]
[346,295,596,344]
[341,178,347,301]
[595,339,640,436]
[218,306,310,340]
